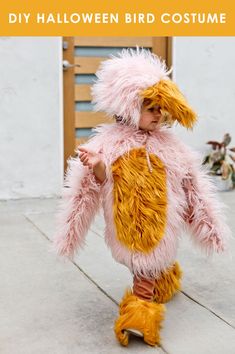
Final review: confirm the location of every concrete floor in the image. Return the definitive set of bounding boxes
[0,192,235,354]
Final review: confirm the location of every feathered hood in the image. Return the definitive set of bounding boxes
[91,46,197,129]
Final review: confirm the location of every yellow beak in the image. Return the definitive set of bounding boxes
[140,79,197,129]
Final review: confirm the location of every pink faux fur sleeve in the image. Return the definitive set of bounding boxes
[53,161,102,259]
[53,145,104,259]
[182,150,232,255]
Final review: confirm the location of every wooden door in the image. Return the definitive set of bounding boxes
[62,37,172,170]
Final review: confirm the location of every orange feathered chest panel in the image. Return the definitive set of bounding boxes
[111,147,167,254]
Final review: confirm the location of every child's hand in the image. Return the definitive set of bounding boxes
[78,147,102,169]
[78,147,106,183]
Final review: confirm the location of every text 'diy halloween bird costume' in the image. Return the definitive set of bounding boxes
[53,47,231,347]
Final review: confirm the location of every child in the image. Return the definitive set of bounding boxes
[53,47,231,347]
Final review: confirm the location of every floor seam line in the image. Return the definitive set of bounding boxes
[89,227,104,239]
[181,290,234,329]
[24,214,52,242]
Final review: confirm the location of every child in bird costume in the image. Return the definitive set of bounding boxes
[53,47,231,347]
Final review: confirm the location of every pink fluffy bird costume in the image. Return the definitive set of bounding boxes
[53,47,231,347]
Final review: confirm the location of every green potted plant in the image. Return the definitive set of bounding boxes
[203,133,235,191]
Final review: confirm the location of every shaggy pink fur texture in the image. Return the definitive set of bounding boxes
[181,147,231,255]
[53,123,231,277]
[91,47,171,127]
[53,133,105,258]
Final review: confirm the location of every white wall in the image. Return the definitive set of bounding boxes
[172,37,235,155]
[0,37,63,199]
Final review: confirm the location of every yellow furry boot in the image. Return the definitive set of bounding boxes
[114,290,165,346]
[154,261,183,303]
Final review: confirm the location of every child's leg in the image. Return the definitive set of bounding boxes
[153,261,182,304]
[114,275,165,347]
[132,275,156,301]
